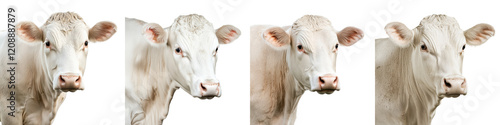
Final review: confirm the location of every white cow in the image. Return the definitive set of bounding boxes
[375,14,495,125]
[0,12,116,125]
[250,15,364,125]
[125,14,240,125]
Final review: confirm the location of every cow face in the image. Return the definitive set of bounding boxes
[141,15,240,99]
[262,15,363,94]
[384,15,495,97]
[16,13,116,92]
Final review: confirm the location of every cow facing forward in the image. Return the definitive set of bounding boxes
[250,15,364,125]
[125,14,240,125]
[375,14,495,125]
[0,12,116,125]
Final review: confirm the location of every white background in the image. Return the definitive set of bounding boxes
[1,0,499,125]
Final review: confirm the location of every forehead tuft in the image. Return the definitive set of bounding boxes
[43,12,87,34]
[171,14,214,35]
[292,15,333,32]
[417,14,460,30]
[44,12,86,26]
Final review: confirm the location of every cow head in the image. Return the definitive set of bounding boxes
[140,14,240,99]
[384,15,494,97]
[16,12,116,92]
[261,15,363,94]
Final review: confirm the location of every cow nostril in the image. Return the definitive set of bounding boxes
[76,76,80,82]
[60,75,65,82]
[200,83,207,92]
[319,77,325,84]
[444,79,452,88]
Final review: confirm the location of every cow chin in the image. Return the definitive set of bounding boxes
[316,90,336,94]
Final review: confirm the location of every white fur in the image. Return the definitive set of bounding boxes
[0,12,115,124]
[250,15,363,125]
[375,14,495,125]
[125,14,240,125]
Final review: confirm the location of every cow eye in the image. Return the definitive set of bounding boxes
[462,45,466,50]
[213,47,219,56]
[45,41,51,48]
[84,41,89,46]
[420,44,427,51]
[335,43,339,49]
[297,44,303,50]
[175,47,182,55]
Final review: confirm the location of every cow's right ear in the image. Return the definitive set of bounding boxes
[142,23,167,44]
[385,22,414,47]
[262,27,290,50]
[16,22,43,42]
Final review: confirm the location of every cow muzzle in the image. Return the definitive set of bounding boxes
[198,81,221,99]
[441,76,467,97]
[312,74,339,94]
[55,73,84,92]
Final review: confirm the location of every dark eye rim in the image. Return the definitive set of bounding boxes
[45,41,51,47]
[420,44,427,51]
[297,44,303,50]
[175,47,182,54]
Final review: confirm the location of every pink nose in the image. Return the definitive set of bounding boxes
[442,77,467,95]
[59,74,82,92]
[318,75,339,90]
[200,81,220,97]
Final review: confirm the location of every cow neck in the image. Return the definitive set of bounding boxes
[284,49,305,121]
[31,43,58,109]
[399,47,442,125]
[140,45,176,123]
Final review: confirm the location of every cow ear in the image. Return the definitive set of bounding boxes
[216,25,241,44]
[142,23,167,44]
[89,21,117,42]
[464,23,495,46]
[16,22,43,42]
[337,27,364,46]
[385,22,414,47]
[262,27,290,49]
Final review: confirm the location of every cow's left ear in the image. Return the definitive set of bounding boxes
[337,26,364,46]
[464,23,495,46]
[216,25,241,44]
[89,21,117,42]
